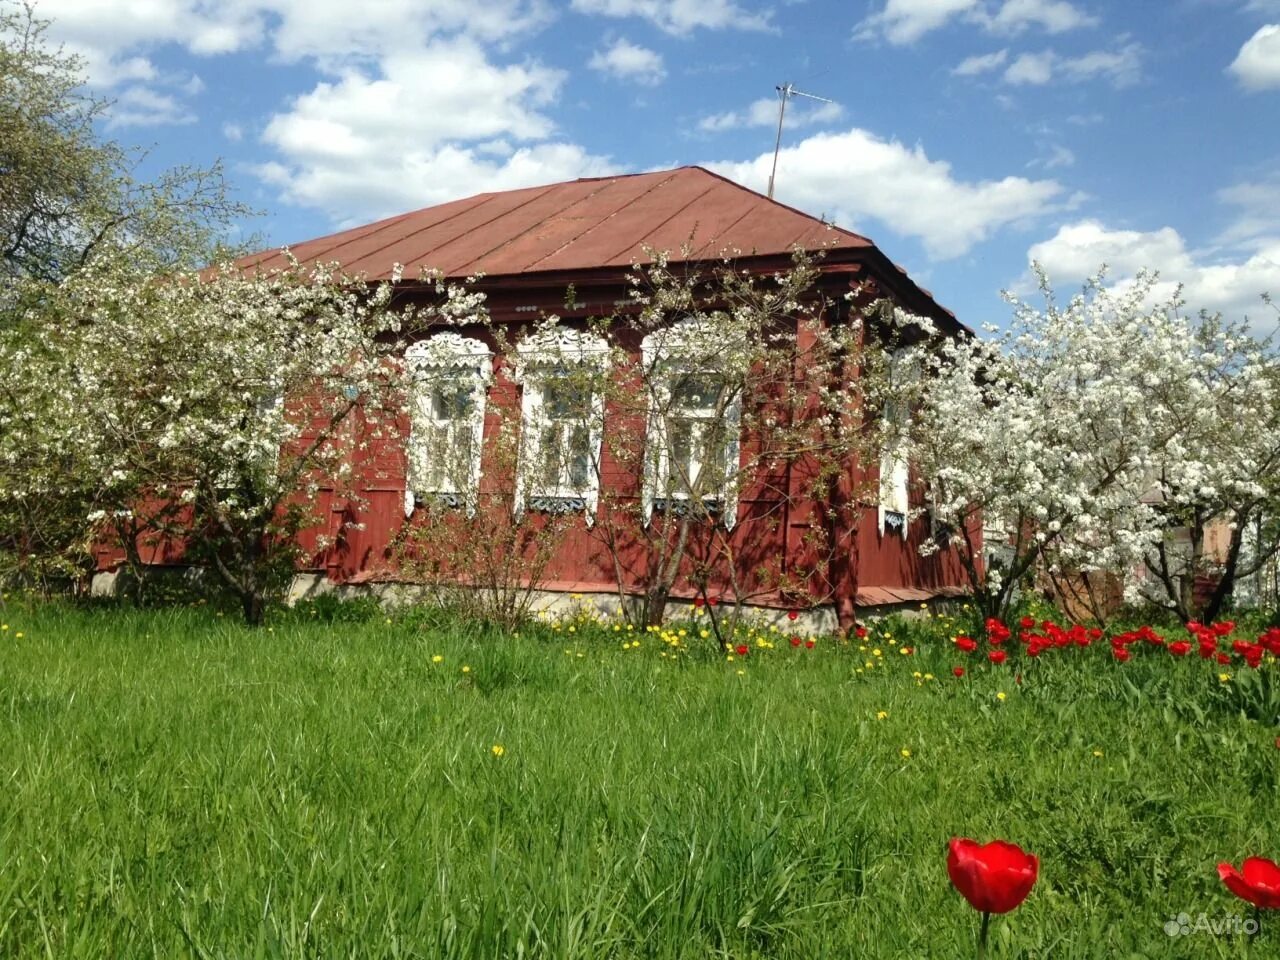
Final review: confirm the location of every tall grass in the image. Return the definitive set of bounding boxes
[0,602,1274,957]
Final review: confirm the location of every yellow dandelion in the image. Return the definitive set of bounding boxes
[873,648,882,657]
[900,748,912,758]
[1092,750,1104,758]
[462,665,471,674]
[736,669,746,676]
[996,691,1007,701]
[923,673,934,681]
[1219,672,1231,683]
[491,744,505,757]
[876,710,888,720]
[432,654,443,663]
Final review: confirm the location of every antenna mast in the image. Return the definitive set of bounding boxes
[766,82,834,200]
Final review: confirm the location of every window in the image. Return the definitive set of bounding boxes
[405,334,491,516]
[514,327,608,522]
[641,323,741,529]
[879,349,913,536]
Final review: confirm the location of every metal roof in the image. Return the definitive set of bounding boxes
[237,166,876,281]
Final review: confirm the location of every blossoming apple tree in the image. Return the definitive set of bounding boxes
[901,269,1279,623]
[0,254,487,622]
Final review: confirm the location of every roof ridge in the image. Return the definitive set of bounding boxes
[685,165,874,247]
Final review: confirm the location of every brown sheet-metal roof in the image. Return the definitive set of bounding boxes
[238,166,875,281]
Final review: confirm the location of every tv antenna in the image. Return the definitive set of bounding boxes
[766,82,834,200]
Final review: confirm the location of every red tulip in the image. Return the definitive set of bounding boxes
[948,838,1038,915]
[735,644,749,656]
[805,639,815,649]
[1168,640,1192,657]
[790,636,802,647]
[956,636,978,653]
[693,596,705,608]
[988,650,1007,665]
[1218,857,1280,909]
[855,625,868,639]
[708,597,719,607]
[787,609,799,621]
[953,666,965,678]
[1112,647,1130,662]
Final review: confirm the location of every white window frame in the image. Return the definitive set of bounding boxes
[404,333,492,517]
[641,321,742,531]
[513,326,609,525]
[878,348,913,536]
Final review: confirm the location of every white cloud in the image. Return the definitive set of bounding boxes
[1026,220,1280,322]
[1216,175,1280,249]
[258,39,615,222]
[858,0,1094,45]
[1004,50,1054,83]
[263,41,563,160]
[588,38,667,85]
[105,86,196,128]
[980,0,1096,34]
[36,0,551,82]
[1026,142,1075,170]
[570,0,771,34]
[708,127,1065,259]
[222,121,245,142]
[953,48,1008,75]
[1004,44,1142,87]
[698,96,843,132]
[1229,24,1280,91]
[859,0,981,45]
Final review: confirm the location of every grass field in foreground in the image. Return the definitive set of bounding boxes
[0,600,1276,958]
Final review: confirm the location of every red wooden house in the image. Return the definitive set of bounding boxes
[98,166,972,627]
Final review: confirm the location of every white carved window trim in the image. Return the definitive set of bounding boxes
[878,348,913,536]
[513,326,609,525]
[404,333,492,517]
[640,321,742,531]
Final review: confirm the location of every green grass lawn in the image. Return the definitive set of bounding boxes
[0,600,1276,958]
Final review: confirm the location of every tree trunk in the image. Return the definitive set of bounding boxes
[643,587,668,627]
[241,589,265,626]
[1182,518,1204,623]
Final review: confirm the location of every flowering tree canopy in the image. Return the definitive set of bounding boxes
[902,269,1278,623]
[0,255,487,621]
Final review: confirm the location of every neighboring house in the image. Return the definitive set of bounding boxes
[95,166,973,626]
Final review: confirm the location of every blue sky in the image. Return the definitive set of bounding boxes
[25,0,1280,327]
